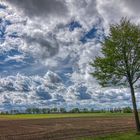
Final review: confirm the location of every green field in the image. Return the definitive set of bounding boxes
[78,133,140,140]
[0,113,133,120]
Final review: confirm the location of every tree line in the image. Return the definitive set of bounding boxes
[0,107,133,115]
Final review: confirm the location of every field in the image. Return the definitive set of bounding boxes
[78,133,140,140]
[0,113,137,140]
[0,113,133,120]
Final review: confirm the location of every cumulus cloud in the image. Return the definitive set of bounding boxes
[123,0,140,14]
[4,55,25,62]
[5,0,68,18]
[24,33,59,58]
[1,0,140,110]
[0,72,137,110]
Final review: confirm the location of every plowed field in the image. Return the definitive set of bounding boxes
[0,116,136,140]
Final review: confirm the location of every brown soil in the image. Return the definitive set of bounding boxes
[0,116,136,140]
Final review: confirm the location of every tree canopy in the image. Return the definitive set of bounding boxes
[90,18,140,87]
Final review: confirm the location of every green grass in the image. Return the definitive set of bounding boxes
[0,113,133,120]
[78,133,140,140]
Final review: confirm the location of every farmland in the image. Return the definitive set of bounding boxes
[0,113,137,140]
[0,113,133,120]
[78,133,140,140]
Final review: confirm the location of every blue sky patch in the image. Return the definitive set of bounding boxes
[8,32,19,38]
[0,4,6,9]
[80,27,98,43]
[68,21,82,31]
[0,49,37,76]
[0,18,12,43]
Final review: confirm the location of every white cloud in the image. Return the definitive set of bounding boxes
[4,55,25,62]
[0,72,138,110]
[1,0,140,110]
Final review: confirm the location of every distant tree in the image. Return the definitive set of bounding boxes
[5,111,9,115]
[82,108,89,113]
[109,108,114,113]
[0,111,5,115]
[32,108,38,114]
[114,108,122,113]
[60,108,66,113]
[10,109,19,114]
[42,108,47,114]
[71,108,80,113]
[26,108,33,114]
[123,107,132,113]
[46,108,51,114]
[51,108,58,113]
[90,18,140,132]
[90,108,94,112]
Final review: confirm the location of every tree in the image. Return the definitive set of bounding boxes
[123,107,132,113]
[51,108,58,113]
[90,18,140,132]
[70,108,80,113]
[42,108,48,114]
[90,108,94,112]
[82,108,89,113]
[60,108,66,113]
[26,108,33,114]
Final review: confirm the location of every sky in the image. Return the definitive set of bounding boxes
[0,0,140,111]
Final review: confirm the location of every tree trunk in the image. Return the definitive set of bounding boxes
[129,82,140,133]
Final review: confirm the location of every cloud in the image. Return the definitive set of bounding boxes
[123,0,140,14]
[44,71,62,83]
[4,55,25,62]
[0,1,61,62]
[24,33,59,58]
[0,72,137,110]
[1,0,140,110]
[5,0,68,18]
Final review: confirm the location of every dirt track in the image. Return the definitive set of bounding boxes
[0,116,136,140]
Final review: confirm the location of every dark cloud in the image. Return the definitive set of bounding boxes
[5,0,63,59]
[123,0,140,13]
[24,34,59,58]
[6,0,68,18]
